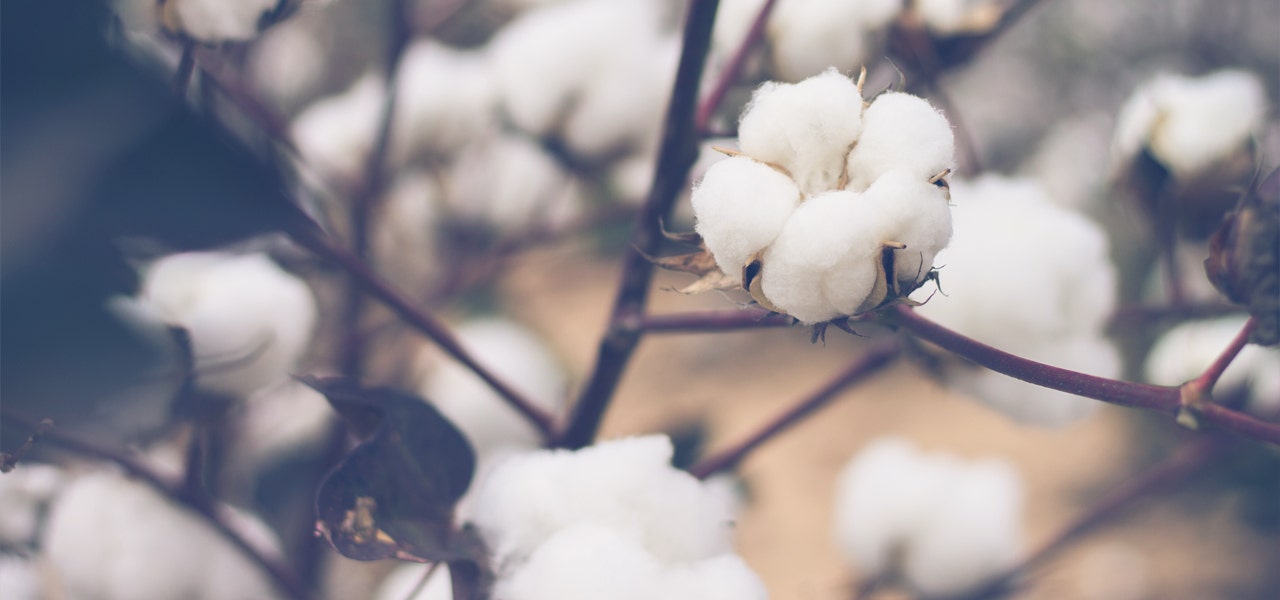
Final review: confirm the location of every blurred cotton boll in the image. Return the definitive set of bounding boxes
[375,564,452,600]
[140,251,318,399]
[1145,315,1280,416]
[445,133,583,234]
[394,40,499,162]
[371,170,444,290]
[43,471,283,600]
[163,0,280,42]
[916,175,1120,427]
[291,73,386,183]
[418,318,566,458]
[0,464,65,548]
[833,436,1024,597]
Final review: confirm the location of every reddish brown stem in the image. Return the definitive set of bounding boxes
[695,0,778,132]
[886,305,1280,445]
[689,341,901,479]
[1190,317,1256,394]
[558,0,722,449]
[640,308,793,333]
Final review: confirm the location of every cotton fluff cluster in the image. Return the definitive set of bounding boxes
[0,464,65,548]
[913,0,1005,35]
[468,436,765,600]
[140,251,317,399]
[375,564,452,600]
[691,69,955,323]
[1112,70,1266,179]
[833,437,1024,597]
[1145,316,1280,416]
[713,0,902,82]
[915,175,1119,427]
[489,0,679,159]
[114,0,310,42]
[444,134,583,233]
[42,471,282,600]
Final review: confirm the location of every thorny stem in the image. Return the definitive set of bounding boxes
[0,411,312,600]
[689,341,901,479]
[885,305,1280,445]
[640,308,793,333]
[959,435,1229,600]
[292,228,557,440]
[694,0,778,132]
[558,0,722,449]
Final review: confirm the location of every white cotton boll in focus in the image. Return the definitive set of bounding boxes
[375,564,452,600]
[833,437,1025,596]
[395,41,498,160]
[860,169,953,288]
[691,156,802,282]
[759,191,886,322]
[447,133,581,233]
[419,318,565,457]
[43,472,281,600]
[371,170,443,288]
[903,459,1024,597]
[1112,70,1267,178]
[845,92,955,192]
[470,436,734,566]
[1145,316,1280,416]
[141,251,317,399]
[169,0,277,42]
[0,464,64,547]
[292,73,386,182]
[738,69,864,196]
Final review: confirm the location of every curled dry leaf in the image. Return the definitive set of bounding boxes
[645,230,739,295]
[1205,168,1280,345]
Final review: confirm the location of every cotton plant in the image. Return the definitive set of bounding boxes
[42,470,283,600]
[685,68,955,324]
[1145,315,1280,417]
[914,175,1120,427]
[467,435,766,599]
[833,436,1025,598]
[488,0,681,163]
[139,250,318,399]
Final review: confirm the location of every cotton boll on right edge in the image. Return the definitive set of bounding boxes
[915,175,1120,427]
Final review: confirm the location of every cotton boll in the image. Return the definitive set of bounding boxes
[394,41,499,161]
[915,0,1004,35]
[43,471,281,600]
[738,69,864,196]
[141,251,318,399]
[371,170,443,289]
[1114,70,1267,178]
[375,564,452,600]
[292,73,386,182]
[903,459,1024,597]
[168,0,278,42]
[495,525,662,600]
[658,553,769,600]
[845,92,956,192]
[767,0,902,82]
[1145,316,1280,416]
[419,319,566,458]
[691,156,802,282]
[0,555,42,600]
[248,16,329,112]
[446,133,581,233]
[470,436,734,567]
[0,464,65,547]
[223,380,334,490]
[563,34,680,159]
[860,169,953,288]
[759,191,886,322]
[711,0,768,62]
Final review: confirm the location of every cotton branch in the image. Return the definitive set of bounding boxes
[689,340,901,479]
[0,411,312,600]
[885,304,1280,445]
[558,0,722,449]
[640,308,793,334]
[695,0,778,131]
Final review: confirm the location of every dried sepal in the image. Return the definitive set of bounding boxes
[645,233,737,295]
[1205,168,1280,345]
[743,251,785,314]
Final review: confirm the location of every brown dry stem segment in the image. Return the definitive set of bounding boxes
[930,168,953,199]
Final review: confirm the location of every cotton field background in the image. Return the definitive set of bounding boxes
[2,1,1278,599]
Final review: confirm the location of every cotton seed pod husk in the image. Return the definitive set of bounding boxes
[1205,168,1280,346]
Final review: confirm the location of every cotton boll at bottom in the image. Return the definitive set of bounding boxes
[737,68,864,196]
[141,252,318,399]
[418,318,566,457]
[375,564,452,600]
[43,471,281,600]
[845,92,956,192]
[1145,316,1280,416]
[691,156,802,283]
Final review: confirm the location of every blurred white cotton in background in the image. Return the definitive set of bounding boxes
[915,175,1119,426]
[1112,69,1266,178]
[141,251,318,399]
[445,133,582,234]
[0,464,65,547]
[0,555,42,600]
[167,0,279,42]
[292,73,386,182]
[374,564,452,600]
[394,40,499,161]
[833,436,1024,597]
[371,169,443,290]
[43,471,282,600]
[1145,315,1280,416]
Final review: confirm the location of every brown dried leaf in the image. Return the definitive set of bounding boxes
[675,270,737,295]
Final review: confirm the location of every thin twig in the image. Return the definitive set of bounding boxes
[558,0,723,449]
[291,229,557,439]
[1190,317,1256,394]
[0,418,54,472]
[640,308,793,334]
[689,341,901,479]
[173,40,196,96]
[694,0,778,132]
[0,411,311,600]
[885,305,1280,445]
[959,435,1229,599]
